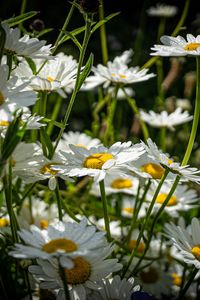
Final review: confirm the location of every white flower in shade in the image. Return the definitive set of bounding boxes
[141,138,200,184]
[147,4,178,18]
[87,275,140,300]
[13,151,64,190]
[90,174,139,196]
[83,50,155,89]
[14,53,77,95]
[17,198,58,230]
[10,219,109,264]
[2,23,52,59]
[147,182,198,217]
[137,263,172,297]
[93,218,121,238]
[151,34,200,57]
[29,251,122,300]
[121,196,148,219]
[165,218,200,269]
[0,65,37,113]
[57,142,145,182]
[57,131,101,153]
[139,108,193,130]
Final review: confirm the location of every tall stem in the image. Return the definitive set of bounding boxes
[53,15,92,155]
[55,181,62,221]
[182,57,200,165]
[59,263,71,300]
[99,0,108,65]
[99,180,112,242]
[177,268,198,300]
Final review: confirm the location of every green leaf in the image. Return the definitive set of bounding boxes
[58,26,88,45]
[91,12,120,34]
[64,31,82,51]
[25,57,37,75]
[40,128,54,158]
[76,53,94,92]
[3,11,39,27]
[36,28,53,38]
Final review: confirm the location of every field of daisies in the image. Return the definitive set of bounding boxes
[1,0,200,299]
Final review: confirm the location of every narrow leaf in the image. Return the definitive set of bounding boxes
[91,12,120,34]
[76,53,94,92]
[3,11,39,27]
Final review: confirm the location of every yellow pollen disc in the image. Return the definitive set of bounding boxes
[40,219,49,229]
[129,239,145,253]
[140,267,159,283]
[156,193,177,206]
[191,244,200,261]
[42,238,77,253]
[64,257,91,284]
[75,143,87,148]
[0,120,10,126]
[40,163,59,175]
[168,159,173,165]
[172,273,182,286]
[141,163,164,179]
[111,73,116,77]
[111,178,133,189]
[184,43,200,51]
[0,91,5,106]
[47,76,54,82]
[0,218,9,227]
[83,153,114,169]
[123,207,134,214]
[119,74,127,79]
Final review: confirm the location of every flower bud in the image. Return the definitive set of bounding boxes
[79,0,100,13]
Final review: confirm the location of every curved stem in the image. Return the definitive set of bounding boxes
[99,180,112,242]
[182,57,200,166]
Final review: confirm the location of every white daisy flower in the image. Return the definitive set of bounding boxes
[2,23,52,59]
[147,4,178,18]
[141,138,200,184]
[121,196,148,219]
[91,218,121,238]
[57,142,145,182]
[10,219,109,264]
[87,275,140,300]
[14,53,77,95]
[151,34,200,57]
[90,174,139,196]
[83,50,155,89]
[147,182,198,217]
[57,131,101,154]
[140,108,193,131]
[0,64,37,113]
[29,251,122,300]
[165,218,200,269]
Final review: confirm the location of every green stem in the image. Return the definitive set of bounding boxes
[99,0,108,65]
[53,15,92,155]
[122,170,169,277]
[99,180,112,242]
[156,58,165,107]
[59,263,71,300]
[47,95,63,136]
[177,268,198,300]
[55,181,62,221]
[157,18,166,42]
[182,57,200,166]
[159,127,166,152]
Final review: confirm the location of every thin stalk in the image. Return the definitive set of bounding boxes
[47,95,63,135]
[177,268,198,300]
[122,170,169,277]
[59,263,71,300]
[99,0,108,65]
[55,181,62,221]
[155,58,165,107]
[157,18,166,42]
[182,57,200,165]
[19,0,27,31]
[53,14,92,155]
[99,180,112,242]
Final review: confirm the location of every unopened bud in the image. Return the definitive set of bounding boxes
[79,0,100,13]
[29,19,45,32]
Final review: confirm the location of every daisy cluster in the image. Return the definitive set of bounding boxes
[1,1,200,300]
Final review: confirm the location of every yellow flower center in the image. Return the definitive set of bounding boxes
[141,163,164,179]
[129,239,145,253]
[123,207,134,214]
[0,91,5,106]
[64,257,91,284]
[0,218,9,227]
[140,267,159,283]
[156,193,177,206]
[111,178,133,189]
[172,273,182,287]
[42,238,77,253]
[40,163,59,175]
[47,76,55,82]
[39,219,49,229]
[184,43,200,51]
[83,153,114,169]
[0,120,10,126]
[111,73,126,79]
[75,143,87,148]
[191,244,200,261]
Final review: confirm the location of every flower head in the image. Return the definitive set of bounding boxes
[147,4,178,18]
